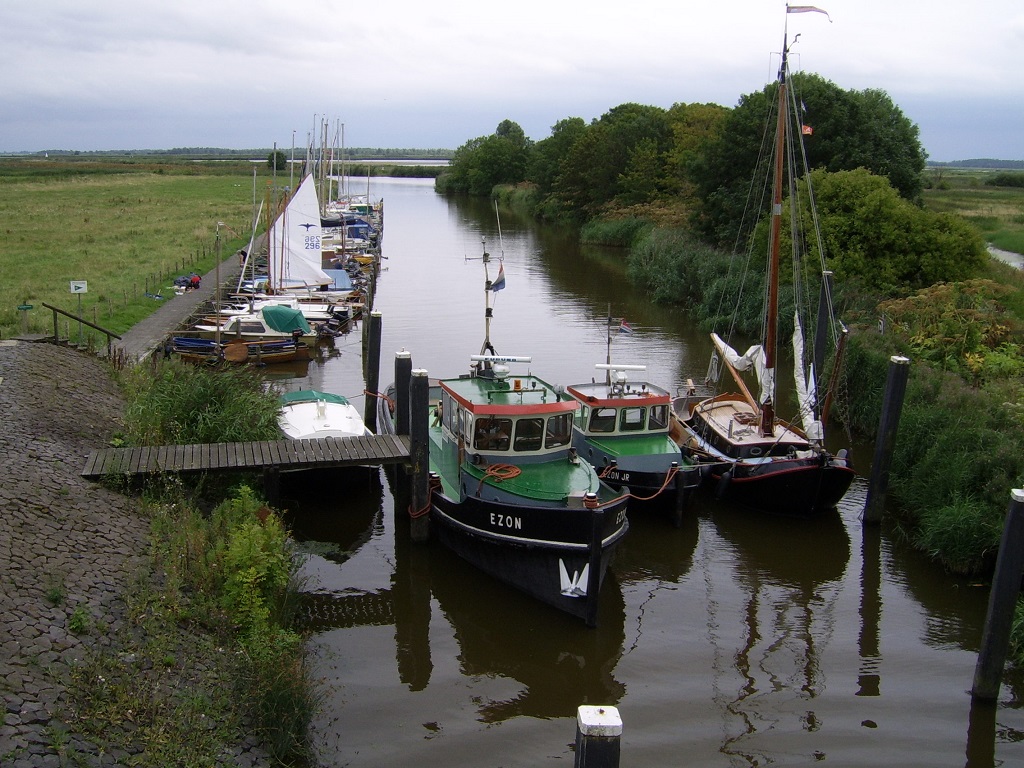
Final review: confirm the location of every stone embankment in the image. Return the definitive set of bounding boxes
[0,340,148,765]
[0,344,269,764]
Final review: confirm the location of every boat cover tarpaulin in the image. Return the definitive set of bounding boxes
[262,305,311,334]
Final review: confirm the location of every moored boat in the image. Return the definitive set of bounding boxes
[170,336,310,365]
[192,304,340,345]
[566,363,701,526]
[377,242,628,626]
[672,8,855,516]
[278,389,372,440]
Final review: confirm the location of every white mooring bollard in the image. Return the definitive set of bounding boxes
[574,705,622,768]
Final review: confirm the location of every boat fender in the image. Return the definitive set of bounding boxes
[715,470,732,499]
[834,448,849,467]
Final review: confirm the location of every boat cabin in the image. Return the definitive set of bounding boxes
[566,365,673,438]
[438,365,577,458]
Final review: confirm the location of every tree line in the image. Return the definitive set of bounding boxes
[435,71,986,298]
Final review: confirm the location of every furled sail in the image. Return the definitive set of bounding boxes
[710,332,774,405]
[792,312,823,441]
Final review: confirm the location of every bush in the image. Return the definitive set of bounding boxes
[122,361,282,445]
[844,331,1024,574]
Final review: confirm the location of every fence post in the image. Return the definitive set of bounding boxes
[395,350,412,436]
[363,311,382,433]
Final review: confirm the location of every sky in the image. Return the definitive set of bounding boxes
[2,1,1022,162]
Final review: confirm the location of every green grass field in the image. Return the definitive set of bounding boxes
[0,162,272,341]
[923,168,1024,254]
[1,159,1021,342]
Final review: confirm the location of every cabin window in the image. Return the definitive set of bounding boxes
[457,408,471,441]
[239,322,267,333]
[513,418,544,452]
[474,416,511,451]
[545,413,572,448]
[650,404,668,430]
[442,392,455,433]
[589,407,616,433]
[620,406,646,432]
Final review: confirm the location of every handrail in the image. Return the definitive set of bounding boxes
[42,302,122,356]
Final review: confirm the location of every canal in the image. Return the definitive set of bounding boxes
[275,177,1024,766]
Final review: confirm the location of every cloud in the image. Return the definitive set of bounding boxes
[1,0,1021,159]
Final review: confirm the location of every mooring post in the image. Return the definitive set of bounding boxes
[863,355,910,524]
[409,369,430,542]
[263,467,280,509]
[573,705,622,768]
[395,349,412,436]
[972,489,1024,700]
[363,311,382,434]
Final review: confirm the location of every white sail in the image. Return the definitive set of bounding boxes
[710,332,774,405]
[792,312,823,441]
[268,174,331,292]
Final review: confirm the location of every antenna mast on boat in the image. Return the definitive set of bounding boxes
[480,236,497,357]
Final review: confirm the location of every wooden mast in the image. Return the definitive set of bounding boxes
[761,34,789,438]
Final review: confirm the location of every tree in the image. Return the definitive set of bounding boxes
[752,168,986,294]
[435,120,532,195]
[267,150,287,171]
[527,117,587,197]
[691,72,926,248]
[663,102,729,198]
[551,103,672,217]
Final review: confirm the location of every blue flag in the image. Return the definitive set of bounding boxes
[491,263,506,292]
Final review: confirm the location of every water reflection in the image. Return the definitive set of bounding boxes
[702,497,851,764]
[429,549,626,722]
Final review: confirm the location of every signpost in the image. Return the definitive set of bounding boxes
[70,281,87,346]
[17,304,32,335]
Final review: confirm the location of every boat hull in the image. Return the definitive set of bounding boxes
[429,490,628,626]
[378,382,628,626]
[170,337,310,365]
[704,453,855,516]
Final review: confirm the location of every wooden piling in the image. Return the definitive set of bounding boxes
[363,311,382,434]
[971,489,1024,700]
[409,369,430,542]
[863,355,910,524]
[573,705,621,768]
[395,349,412,436]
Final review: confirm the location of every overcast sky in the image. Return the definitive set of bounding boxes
[2,1,1021,161]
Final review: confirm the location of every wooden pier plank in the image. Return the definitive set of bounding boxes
[80,435,410,478]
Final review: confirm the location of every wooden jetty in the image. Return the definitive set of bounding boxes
[82,434,410,478]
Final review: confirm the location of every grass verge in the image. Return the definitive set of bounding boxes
[66,484,317,767]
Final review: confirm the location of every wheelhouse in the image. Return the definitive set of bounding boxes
[438,369,578,457]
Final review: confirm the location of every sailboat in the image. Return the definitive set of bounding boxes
[376,238,629,627]
[673,7,855,516]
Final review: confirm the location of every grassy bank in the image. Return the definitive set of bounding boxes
[923,168,1024,254]
[65,362,317,766]
[0,161,272,341]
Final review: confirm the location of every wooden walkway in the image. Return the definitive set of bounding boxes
[81,434,411,478]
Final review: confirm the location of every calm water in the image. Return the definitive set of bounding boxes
[275,178,1024,767]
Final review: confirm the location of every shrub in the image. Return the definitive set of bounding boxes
[121,361,282,446]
